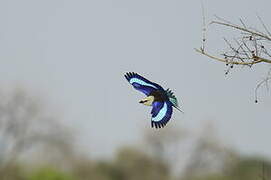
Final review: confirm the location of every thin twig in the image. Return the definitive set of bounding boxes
[201,1,207,52]
[210,21,271,41]
[257,14,271,37]
[239,18,247,29]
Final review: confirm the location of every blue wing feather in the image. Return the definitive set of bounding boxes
[151,101,173,128]
[124,72,164,95]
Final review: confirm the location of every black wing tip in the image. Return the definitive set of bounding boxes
[124,72,136,75]
[124,72,138,80]
[151,121,167,129]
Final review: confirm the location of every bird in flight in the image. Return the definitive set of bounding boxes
[124,72,182,129]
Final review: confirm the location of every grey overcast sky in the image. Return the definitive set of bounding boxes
[1,0,271,157]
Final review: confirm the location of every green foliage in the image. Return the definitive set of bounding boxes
[1,150,271,180]
[28,167,74,180]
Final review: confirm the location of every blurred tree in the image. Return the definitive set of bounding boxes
[0,88,75,179]
[0,163,26,180]
[229,157,271,180]
[72,147,170,180]
[90,161,123,180]
[182,123,237,179]
[143,126,187,174]
[114,147,170,180]
[179,123,271,180]
[181,156,271,180]
[69,156,95,180]
[70,154,122,180]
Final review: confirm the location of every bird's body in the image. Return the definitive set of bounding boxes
[124,72,182,129]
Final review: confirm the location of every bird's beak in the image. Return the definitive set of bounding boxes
[138,96,154,106]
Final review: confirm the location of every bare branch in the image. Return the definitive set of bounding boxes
[195,48,264,65]
[197,14,271,102]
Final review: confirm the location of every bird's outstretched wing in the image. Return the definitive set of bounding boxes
[151,101,173,128]
[124,72,164,95]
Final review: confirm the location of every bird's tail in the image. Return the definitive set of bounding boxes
[174,105,184,113]
[166,89,184,113]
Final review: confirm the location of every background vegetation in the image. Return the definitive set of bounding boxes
[0,88,269,180]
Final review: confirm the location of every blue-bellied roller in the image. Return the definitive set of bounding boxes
[124,72,182,128]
